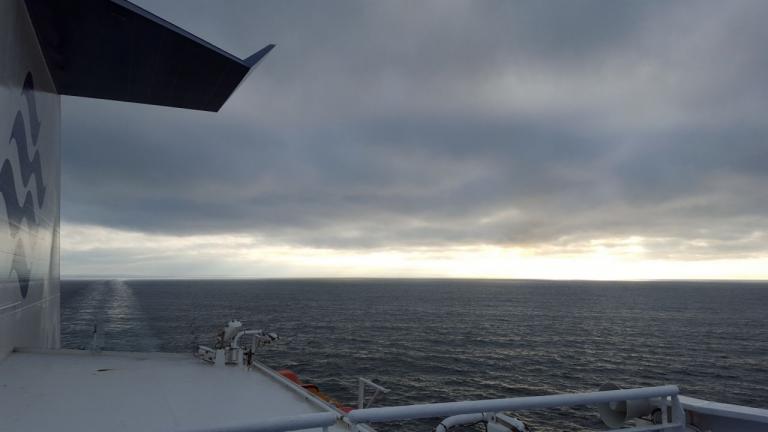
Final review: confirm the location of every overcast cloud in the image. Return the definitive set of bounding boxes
[61,1,768,276]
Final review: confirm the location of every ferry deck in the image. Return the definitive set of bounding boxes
[0,348,349,432]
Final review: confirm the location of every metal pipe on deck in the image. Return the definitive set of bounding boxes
[434,413,488,432]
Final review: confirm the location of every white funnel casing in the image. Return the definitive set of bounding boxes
[597,383,654,428]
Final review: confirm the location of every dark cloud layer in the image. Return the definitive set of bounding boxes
[62,0,768,259]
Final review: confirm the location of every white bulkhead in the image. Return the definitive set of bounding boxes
[0,0,61,359]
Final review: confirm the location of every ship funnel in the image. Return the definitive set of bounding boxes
[597,383,654,428]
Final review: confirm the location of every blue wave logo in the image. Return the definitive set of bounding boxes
[1,72,45,299]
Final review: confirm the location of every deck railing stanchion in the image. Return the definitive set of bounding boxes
[670,395,685,432]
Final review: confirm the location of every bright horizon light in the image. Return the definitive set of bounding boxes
[61,223,768,280]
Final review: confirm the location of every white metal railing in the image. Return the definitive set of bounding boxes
[357,377,390,409]
[182,385,684,432]
[347,385,680,423]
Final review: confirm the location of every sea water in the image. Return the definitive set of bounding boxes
[61,279,768,431]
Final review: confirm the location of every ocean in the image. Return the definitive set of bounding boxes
[60,279,768,431]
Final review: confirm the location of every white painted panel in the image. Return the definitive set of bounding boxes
[0,0,60,358]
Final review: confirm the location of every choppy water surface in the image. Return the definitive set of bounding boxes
[61,279,768,431]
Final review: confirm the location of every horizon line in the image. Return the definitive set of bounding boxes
[60,275,768,283]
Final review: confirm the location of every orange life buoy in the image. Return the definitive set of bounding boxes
[302,383,321,394]
[277,369,302,385]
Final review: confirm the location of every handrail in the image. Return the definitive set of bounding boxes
[346,385,679,423]
[180,385,680,432]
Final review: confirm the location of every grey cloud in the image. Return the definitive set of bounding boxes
[62,0,768,259]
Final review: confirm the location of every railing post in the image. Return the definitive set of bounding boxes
[669,395,686,432]
[356,377,390,409]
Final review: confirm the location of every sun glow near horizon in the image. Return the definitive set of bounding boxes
[61,223,768,280]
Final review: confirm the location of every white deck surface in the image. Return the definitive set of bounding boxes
[0,349,346,432]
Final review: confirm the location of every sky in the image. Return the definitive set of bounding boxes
[61,0,768,280]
